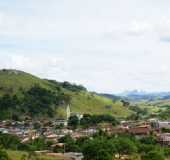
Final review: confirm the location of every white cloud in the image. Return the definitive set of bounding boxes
[0,0,170,93]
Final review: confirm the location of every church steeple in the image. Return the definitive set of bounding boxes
[66,104,71,120]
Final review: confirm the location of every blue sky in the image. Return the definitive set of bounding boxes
[0,0,170,93]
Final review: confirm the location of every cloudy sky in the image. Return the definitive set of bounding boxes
[0,0,170,93]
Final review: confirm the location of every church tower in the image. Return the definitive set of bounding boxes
[66,104,71,121]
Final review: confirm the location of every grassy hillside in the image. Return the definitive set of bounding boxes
[130,99,170,117]
[68,91,130,117]
[0,69,130,118]
[0,69,53,96]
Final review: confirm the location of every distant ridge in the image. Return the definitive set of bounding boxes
[118,90,170,101]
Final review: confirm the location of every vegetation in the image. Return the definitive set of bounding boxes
[0,148,9,160]
[2,69,170,160]
[0,133,21,150]
[67,114,119,129]
[6,150,64,160]
[69,91,130,117]
[0,133,64,160]
[57,133,169,160]
[0,85,68,119]
[0,69,130,119]
[158,108,170,120]
[1,131,169,160]
[68,115,80,128]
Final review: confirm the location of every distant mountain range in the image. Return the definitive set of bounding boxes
[117,90,170,101]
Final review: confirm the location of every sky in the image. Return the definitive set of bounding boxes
[0,0,170,93]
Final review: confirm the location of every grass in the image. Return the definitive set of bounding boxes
[0,70,52,95]
[0,69,131,118]
[132,99,170,115]
[6,150,64,160]
[68,91,131,117]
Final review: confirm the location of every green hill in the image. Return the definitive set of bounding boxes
[0,69,130,119]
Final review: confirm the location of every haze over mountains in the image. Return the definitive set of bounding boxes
[117,90,170,101]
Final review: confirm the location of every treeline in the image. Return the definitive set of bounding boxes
[158,107,170,120]
[0,133,52,151]
[0,85,70,120]
[127,106,149,120]
[47,80,87,92]
[0,131,170,160]
[0,133,55,160]
[57,133,170,160]
[68,114,119,128]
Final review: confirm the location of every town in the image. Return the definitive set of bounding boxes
[1,105,170,160]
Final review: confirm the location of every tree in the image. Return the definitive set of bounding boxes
[61,81,86,92]
[164,147,170,157]
[112,137,137,156]
[28,137,47,151]
[58,135,79,152]
[68,115,79,128]
[80,114,93,127]
[142,150,165,160]
[80,114,118,127]
[23,85,56,117]
[97,149,113,160]
[0,133,21,150]
[0,148,9,160]
[140,136,156,145]
[82,138,116,160]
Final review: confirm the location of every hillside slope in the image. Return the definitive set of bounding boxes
[0,69,54,95]
[0,69,130,118]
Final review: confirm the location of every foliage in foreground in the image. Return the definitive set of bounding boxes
[0,131,170,160]
[58,133,169,160]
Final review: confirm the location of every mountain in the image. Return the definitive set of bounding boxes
[118,90,170,101]
[0,69,130,119]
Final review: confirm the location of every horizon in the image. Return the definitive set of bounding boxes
[1,68,170,95]
[0,1,170,93]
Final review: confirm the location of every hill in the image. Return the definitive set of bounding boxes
[0,69,130,119]
[98,93,121,101]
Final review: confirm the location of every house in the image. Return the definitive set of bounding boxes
[70,113,83,120]
[54,119,68,127]
[149,119,170,130]
[128,125,151,135]
[158,121,170,129]
[98,123,113,133]
[157,133,170,145]
[0,128,8,134]
[82,127,98,135]
[56,128,73,135]
[111,127,127,134]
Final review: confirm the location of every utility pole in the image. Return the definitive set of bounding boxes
[63,143,66,154]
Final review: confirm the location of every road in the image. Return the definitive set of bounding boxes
[64,152,83,160]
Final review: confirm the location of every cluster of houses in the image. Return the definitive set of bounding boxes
[0,106,170,160]
[1,118,170,145]
[1,117,170,160]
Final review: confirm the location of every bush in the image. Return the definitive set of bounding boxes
[0,148,9,160]
[142,150,165,160]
